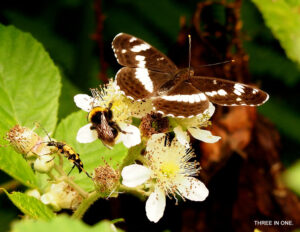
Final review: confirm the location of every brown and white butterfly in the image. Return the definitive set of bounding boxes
[112,33,269,118]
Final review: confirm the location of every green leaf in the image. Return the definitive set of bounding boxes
[251,0,300,66]
[0,24,61,134]
[54,111,128,192]
[283,160,300,196]
[0,148,38,188]
[11,215,119,232]
[3,190,55,220]
[58,76,81,121]
[0,24,61,188]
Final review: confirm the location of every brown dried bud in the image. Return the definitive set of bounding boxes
[94,164,120,196]
[140,112,169,138]
[6,125,40,156]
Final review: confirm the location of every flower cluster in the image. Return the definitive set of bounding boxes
[73,79,220,222]
[6,79,221,222]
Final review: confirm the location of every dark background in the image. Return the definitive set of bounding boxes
[0,0,299,231]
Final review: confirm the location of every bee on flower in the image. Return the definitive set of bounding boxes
[121,133,209,223]
[74,80,153,148]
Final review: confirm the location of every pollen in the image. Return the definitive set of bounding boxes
[160,162,180,178]
[145,134,200,198]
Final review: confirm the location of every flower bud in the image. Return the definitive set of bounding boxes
[94,164,120,197]
[34,155,54,173]
[7,125,40,156]
[140,112,169,138]
[41,181,82,211]
[41,192,61,211]
[26,189,41,200]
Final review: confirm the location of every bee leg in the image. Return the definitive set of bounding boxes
[114,123,132,134]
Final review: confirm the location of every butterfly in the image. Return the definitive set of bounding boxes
[112,33,269,118]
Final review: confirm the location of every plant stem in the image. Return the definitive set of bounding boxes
[120,143,144,170]
[136,155,148,165]
[58,153,64,167]
[47,171,57,181]
[72,190,101,219]
[119,184,148,200]
[53,164,89,198]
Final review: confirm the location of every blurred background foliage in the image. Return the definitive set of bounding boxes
[0,0,299,231]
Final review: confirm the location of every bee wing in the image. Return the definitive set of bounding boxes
[99,113,115,139]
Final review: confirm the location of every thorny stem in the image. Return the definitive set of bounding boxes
[72,190,101,219]
[47,170,57,181]
[120,143,145,170]
[53,164,89,198]
[72,183,151,219]
[119,184,150,200]
[136,155,148,165]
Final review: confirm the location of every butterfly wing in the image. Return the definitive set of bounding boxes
[112,33,178,73]
[190,76,269,106]
[153,81,210,118]
[116,67,173,100]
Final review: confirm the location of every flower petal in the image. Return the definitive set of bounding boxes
[177,177,209,201]
[121,164,151,187]
[145,187,166,223]
[76,123,98,143]
[174,126,190,148]
[188,128,221,143]
[74,94,94,112]
[117,123,141,148]
[205,102,215,118]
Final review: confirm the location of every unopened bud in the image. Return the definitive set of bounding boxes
[41,192,61,211]
[41,181,82,211]
[26,189,41,200]
[34,155,54,173]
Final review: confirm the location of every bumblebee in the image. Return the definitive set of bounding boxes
[88,103,125,148]
[47,141,91,178]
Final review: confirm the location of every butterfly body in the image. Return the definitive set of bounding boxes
[112,33,269,118]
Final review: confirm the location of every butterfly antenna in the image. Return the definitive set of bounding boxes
[199,59,235,68]
[188,34,192,78]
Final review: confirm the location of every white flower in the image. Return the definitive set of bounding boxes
[76,121,141,148]
[74,80,146,148]
[173,103,221,146]
[41,181,82,211]
[121,133,209,223]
